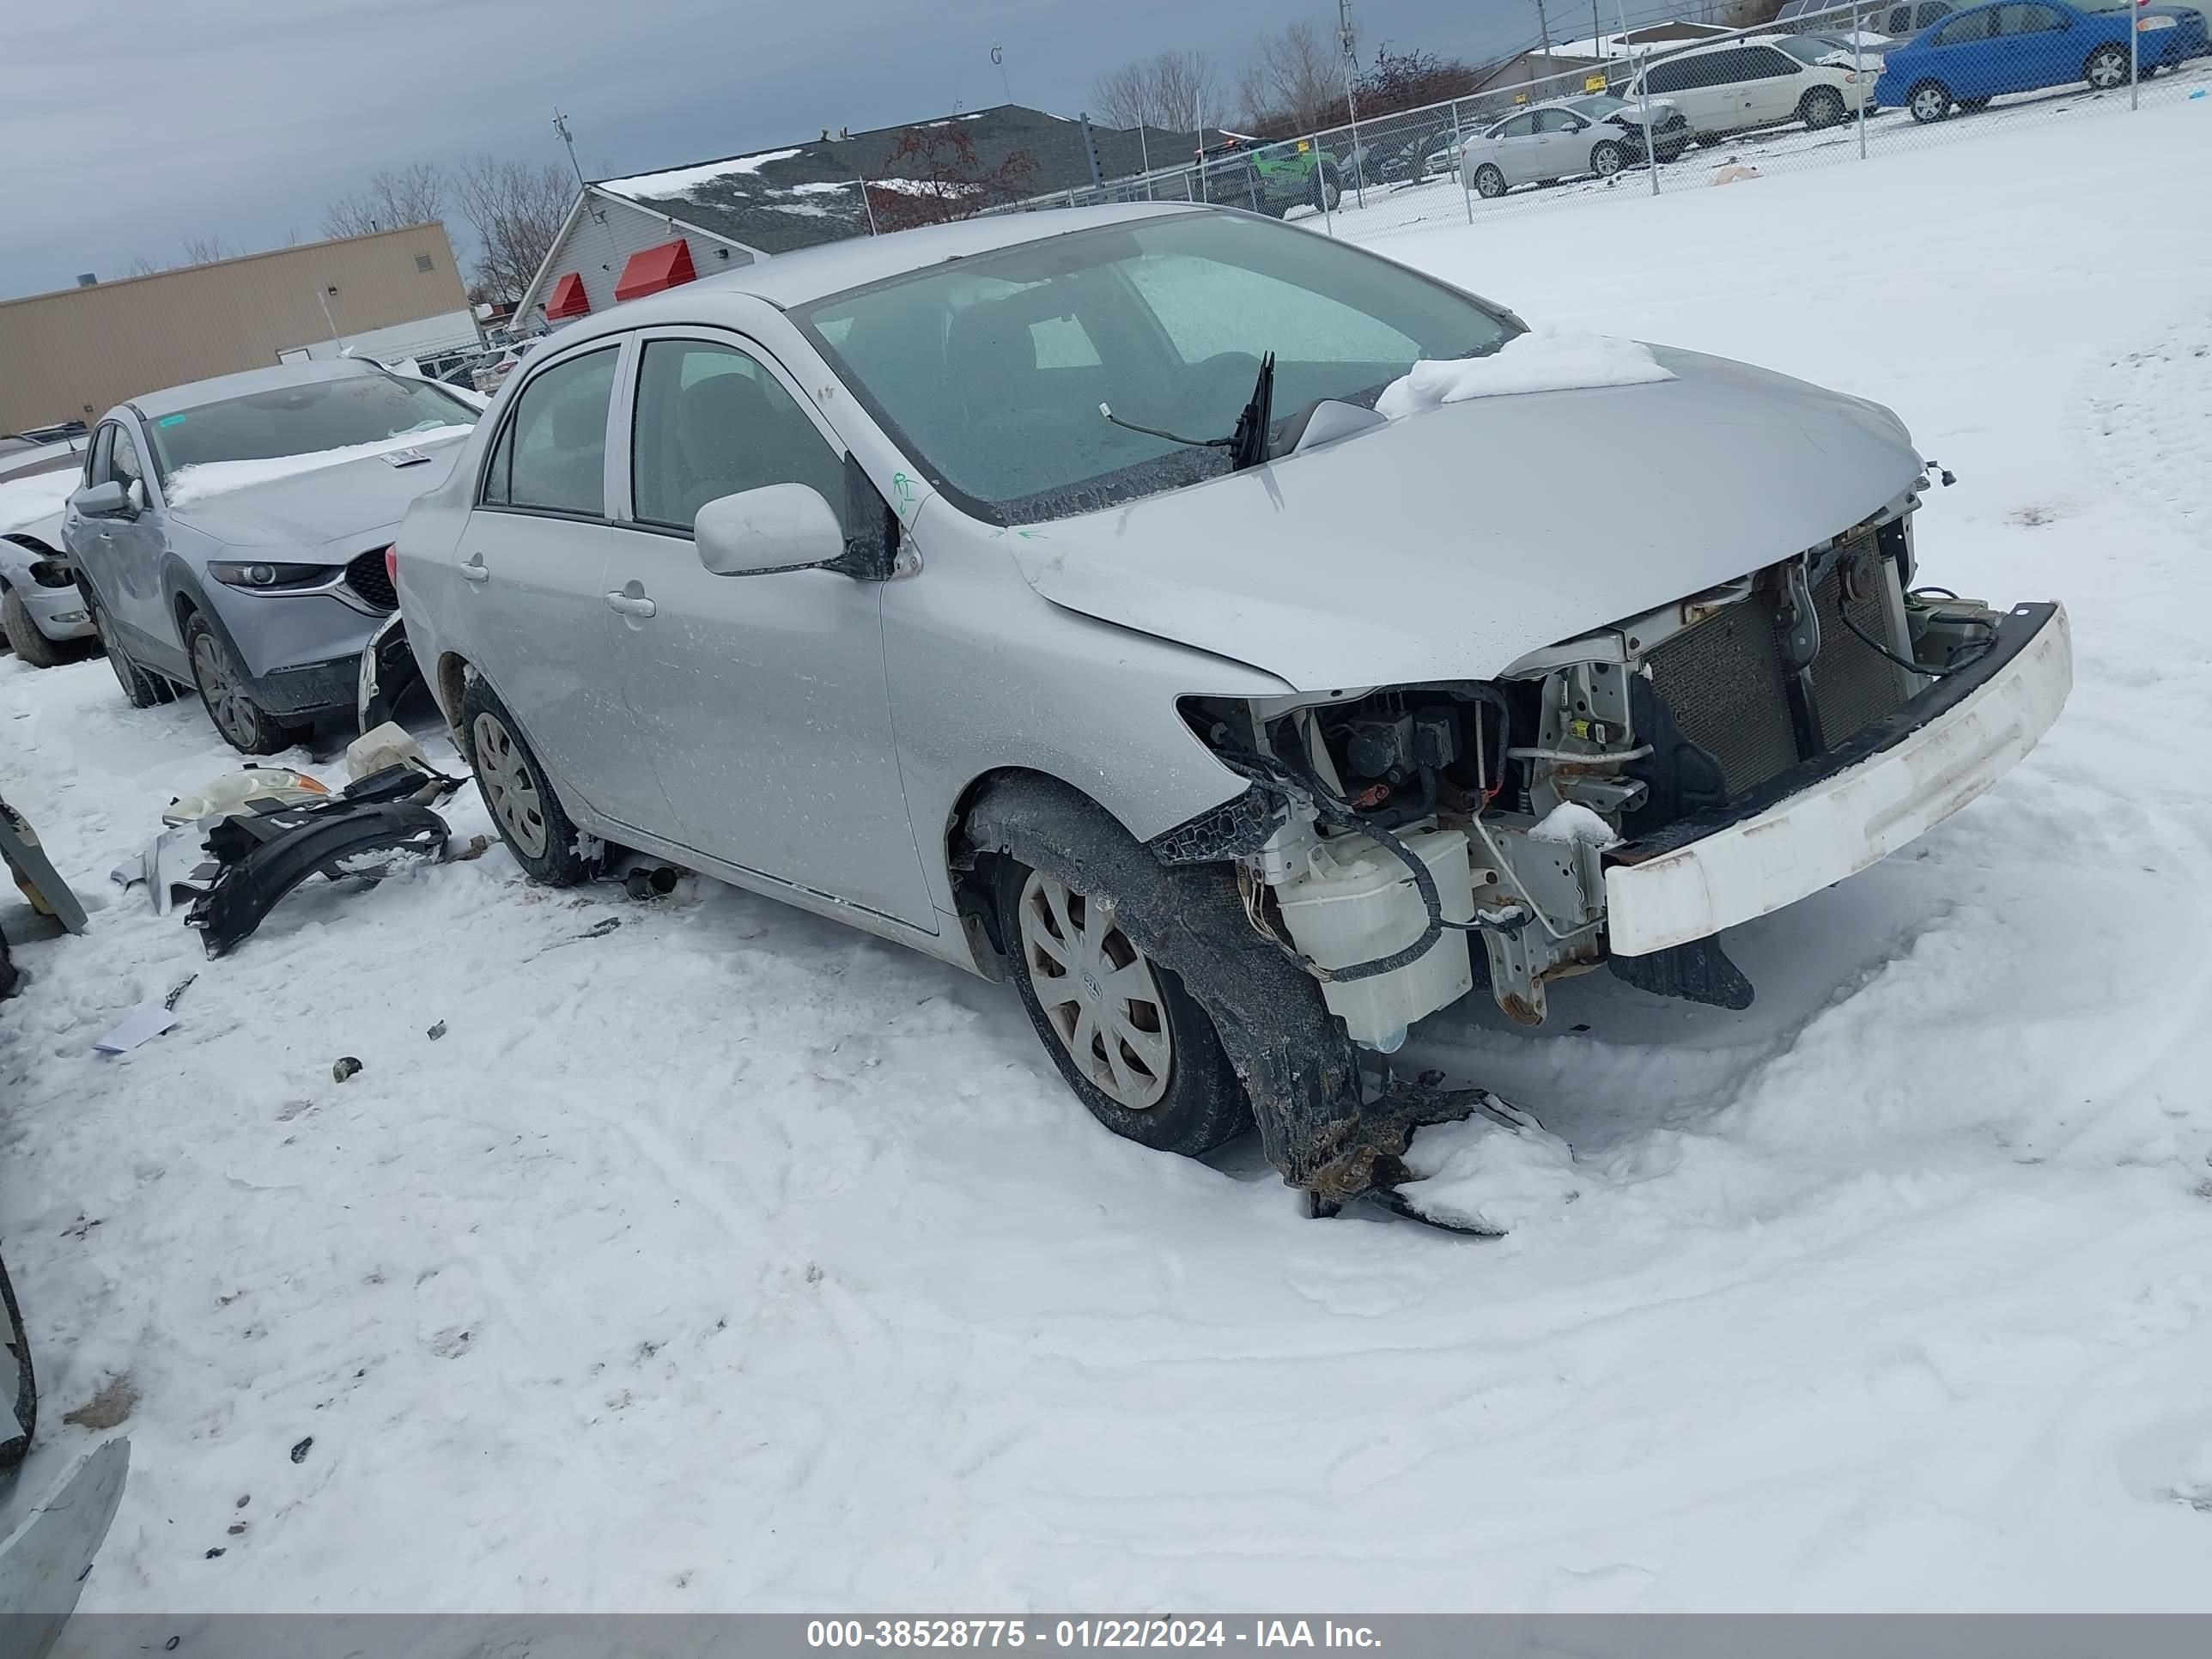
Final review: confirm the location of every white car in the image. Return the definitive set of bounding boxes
[1458,96,1692,198]
[1627,33,1877,137]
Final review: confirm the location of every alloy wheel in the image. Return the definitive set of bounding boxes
[193,632,260,747]
[1911,84,1950,121]
[1016,869,1173,1112]
[1592,142,1624,176]
[472,711,550,859]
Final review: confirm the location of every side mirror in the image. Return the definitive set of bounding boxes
[695,483,846,577]
[70,480,134,520]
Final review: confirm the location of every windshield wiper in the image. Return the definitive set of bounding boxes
[1099,351,1278,472]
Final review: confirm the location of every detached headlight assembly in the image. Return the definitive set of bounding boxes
[209,561,333,592]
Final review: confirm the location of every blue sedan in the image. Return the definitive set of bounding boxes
[1874,0,2210,120]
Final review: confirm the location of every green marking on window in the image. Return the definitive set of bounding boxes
[158,414,187,427]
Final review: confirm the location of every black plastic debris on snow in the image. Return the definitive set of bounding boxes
[183,763,462,958]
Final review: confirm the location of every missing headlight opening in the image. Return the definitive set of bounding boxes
[1174,498,2014,1048]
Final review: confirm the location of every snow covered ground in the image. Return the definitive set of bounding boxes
[5,100,2212,1615]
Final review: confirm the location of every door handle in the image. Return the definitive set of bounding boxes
[459,554,489,584]
[605,589,657,619]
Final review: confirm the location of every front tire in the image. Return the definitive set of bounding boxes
[1589,140,1626,178]
[2,590,65,668]
[1908,80,1954,122]
[992,823,1251,1158]
[1801,85,1848,129]
[186,613,295,755]
[459,675,597,886]
[1472,163,1507,199]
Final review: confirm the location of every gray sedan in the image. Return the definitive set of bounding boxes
[64,359,475,751]
[1459,96,1688,198]
[393,203,2067,1221]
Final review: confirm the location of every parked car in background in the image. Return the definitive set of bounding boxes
[1778,0,1954,34]
[0,428,90,485]
[1194,134,1344,216]
[1461,98,1687,198]
[1563,93,1695,162]
[1627,32,1876,137]
[63,358,476,752]
[471,337,544,394]
[1875,0,2210,118]
[392,202,2069,1218]
[0,482,95,667]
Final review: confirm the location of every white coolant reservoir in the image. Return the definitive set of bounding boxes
[1273,827,1476,1053]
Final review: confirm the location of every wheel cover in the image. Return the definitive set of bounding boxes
[1912,86,1947,118]
[1017,869,1172,1112]
[1477,167,1504,198]
[193,633,260,745]
[2088,49,2124,88]
[1593,143,1622,175]
[471,711,550,860]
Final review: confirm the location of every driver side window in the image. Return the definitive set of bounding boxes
[629,339,848,534]
[95,423,145,491]
[1534,108,1581,132]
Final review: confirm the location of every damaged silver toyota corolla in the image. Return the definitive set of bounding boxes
[392,203,2069,1225]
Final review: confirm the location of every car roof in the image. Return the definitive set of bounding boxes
[130,356,386,420]
[577,201,1212,327]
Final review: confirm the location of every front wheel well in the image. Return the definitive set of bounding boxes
[945,767,1118,978]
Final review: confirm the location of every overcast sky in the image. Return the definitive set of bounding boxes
[0,0,1557,300]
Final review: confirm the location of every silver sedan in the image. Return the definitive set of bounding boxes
[1459,99,1681,198]
[392,203,2067,1222]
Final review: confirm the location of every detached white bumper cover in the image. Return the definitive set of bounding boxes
[1605,602,2071,957]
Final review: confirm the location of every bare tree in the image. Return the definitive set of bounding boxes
[125,252,162,277]
[1092,49,1218,134]
[1237,21,1343,132]
[323,162,448,239]
[453,156,573,306]
[179,234,230,266]
[865,127,1037,233]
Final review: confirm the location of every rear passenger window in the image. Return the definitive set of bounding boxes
[629,339,847,533]
[484,347,617,517]
[1933,9,1993,42]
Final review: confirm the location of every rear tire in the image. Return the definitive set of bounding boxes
[1472,163,1507,199]
[86,589,176,708]
[459,675,597,886]
[186,613,295,756]
[1908,79,1954,122]
[1,590,64,669]
[994,823,1252,1158]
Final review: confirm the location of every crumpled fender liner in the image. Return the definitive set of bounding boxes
[186,802,450,958]
[963,775,1414,1196]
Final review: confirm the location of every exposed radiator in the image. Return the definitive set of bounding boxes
[1642,544,1913,802]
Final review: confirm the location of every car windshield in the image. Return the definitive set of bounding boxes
[144,373,474,482]
[1568,95,1630,116]
[797,212,1517,525]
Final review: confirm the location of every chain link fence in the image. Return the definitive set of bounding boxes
[988,2,2209,246]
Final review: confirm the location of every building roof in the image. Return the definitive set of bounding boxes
[131,356,381,419]
[592,104,1201,257]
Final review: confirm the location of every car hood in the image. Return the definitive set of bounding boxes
[167,435,467,551]
[1006,345,1923,692]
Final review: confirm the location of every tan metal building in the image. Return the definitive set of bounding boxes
[0,224,475,434]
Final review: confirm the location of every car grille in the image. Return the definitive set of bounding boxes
[345,548,397,611]
[1643,541,1911,800]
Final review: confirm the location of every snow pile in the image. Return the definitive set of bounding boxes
[1376,329,1674,419]
[1528,800,1622,848]
[0,468,78,534]
[164,428,470,509]
[1394,1113,1584,1234]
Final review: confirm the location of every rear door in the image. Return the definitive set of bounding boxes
[1489,112,1542,183]
[605,329,933,926]
[455,338,667,828]
[1644,50,1728,131]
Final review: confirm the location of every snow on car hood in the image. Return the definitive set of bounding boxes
[165,428,471,549]
[1008,344,1923,692]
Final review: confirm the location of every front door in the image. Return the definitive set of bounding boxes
[457,341,666,828]
[85,421,171,652]
[606,331,933,927]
